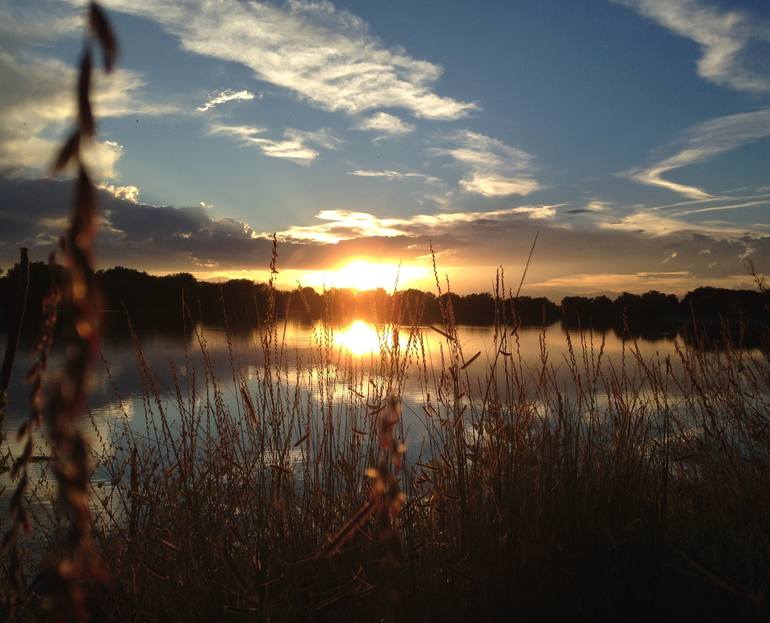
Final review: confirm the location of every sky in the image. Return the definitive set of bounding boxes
[0,0,769,297]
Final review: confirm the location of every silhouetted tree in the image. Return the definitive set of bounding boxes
[1,265,767,343]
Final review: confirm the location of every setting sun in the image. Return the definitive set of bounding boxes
[302,259,429,292]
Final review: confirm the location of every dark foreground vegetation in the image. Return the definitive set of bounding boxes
[1,260,768,343]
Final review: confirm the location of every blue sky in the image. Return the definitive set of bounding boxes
[1,0,769,295]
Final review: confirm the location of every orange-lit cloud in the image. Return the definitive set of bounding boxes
[298,259,430,291]
[275,205,559,244]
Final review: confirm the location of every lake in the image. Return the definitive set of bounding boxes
[1,317,768,548]
[2,319,754,459]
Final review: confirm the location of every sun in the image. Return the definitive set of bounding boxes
[303,259,429,291]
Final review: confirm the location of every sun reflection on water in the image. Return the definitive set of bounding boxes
[332,320,407,357]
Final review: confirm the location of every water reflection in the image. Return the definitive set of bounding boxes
[2,319,766,556]
[1,321,765,464]
[331,320,409,357]
[333,320,382,356]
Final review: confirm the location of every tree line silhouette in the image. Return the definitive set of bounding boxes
[1,261,767,344]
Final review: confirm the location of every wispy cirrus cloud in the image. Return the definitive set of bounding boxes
[288,127,342,151]
[624,107,770,199]
[613,0,770,93]
[208,123,339,165]
[433,130,541,197]
[348,169,439,184]
[598,206,770,238]
[196,89,258,112]
[0,2,80,43]
[90,0,477,120]
[355,112,414,137]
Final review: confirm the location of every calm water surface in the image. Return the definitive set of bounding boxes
[1,321,700,451]
[1,320,766,526]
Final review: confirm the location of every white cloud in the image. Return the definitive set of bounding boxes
[285,127,341,151]
[624,107,770,199]
[90,0,477,120]
[348,169,439,183]
[614,0,770,93]
[196,89,258,112]
[209,123,339,165]
[433,130,541,197]
[274,204,558,243]
[586,201,611,212]
[671,198,770,218]
[99,183,140,202]
[419,189,455,209]
[80,139,125,180]
[356,112,414,136]
[511,205,557,219]
[0,47,177,178]
[460,173,540,197]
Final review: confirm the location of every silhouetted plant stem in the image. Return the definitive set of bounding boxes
[1,249,60,620]
[0,248,30,404]
[34,3,118,621]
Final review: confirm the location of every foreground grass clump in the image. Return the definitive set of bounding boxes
[5,284,762,622]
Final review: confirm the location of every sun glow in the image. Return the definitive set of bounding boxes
[333,320,382,356]
[302,259,429,291]
[332,320,408,357]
